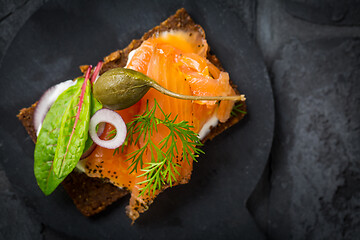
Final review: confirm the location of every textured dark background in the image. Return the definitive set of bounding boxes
[0,0,359,239]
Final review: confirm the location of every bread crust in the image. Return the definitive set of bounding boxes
[17,8,246,217]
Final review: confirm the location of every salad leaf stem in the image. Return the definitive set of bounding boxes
[91,61,103,84]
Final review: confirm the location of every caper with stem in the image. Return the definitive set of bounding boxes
[93,68,246,110]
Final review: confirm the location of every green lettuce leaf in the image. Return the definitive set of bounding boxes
[34,79,83,195]
[34,78,102,195]
[83,91,102,152]
[52,79,91,178]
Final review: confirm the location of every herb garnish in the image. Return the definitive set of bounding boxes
[119,99,204,196]
[231,102,247,117]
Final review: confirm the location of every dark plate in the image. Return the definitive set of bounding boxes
[0,0,274,239]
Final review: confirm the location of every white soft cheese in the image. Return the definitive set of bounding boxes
[36,79,77,136]
[75,159,87,173]
[125,49,137,67]
[198,115,219,140]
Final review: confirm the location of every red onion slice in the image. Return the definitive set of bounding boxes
[89,109,127,149]
[96,122,106,136]
[80,143,96,159]
[34,80,77,136]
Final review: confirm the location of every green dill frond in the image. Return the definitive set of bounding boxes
[106,129,117,140]
[231,103,247,117]
[123,99,204,196]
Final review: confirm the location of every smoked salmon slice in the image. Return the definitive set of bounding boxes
[82,30,237,221]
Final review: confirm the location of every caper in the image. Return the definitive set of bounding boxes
[93,68,245,110]
[93,68,149,110]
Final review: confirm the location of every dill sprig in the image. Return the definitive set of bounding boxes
[121,99,203,196]
[231,102,247,117]
[106,129,117,140]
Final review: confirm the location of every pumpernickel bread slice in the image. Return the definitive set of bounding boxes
[17,8,246,217]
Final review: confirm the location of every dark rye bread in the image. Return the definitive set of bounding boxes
[17,8,246,217]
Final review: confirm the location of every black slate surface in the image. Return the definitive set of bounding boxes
[282,0,360,26]
[1,0,360,239]
[0,0,271,239]
[256,0,360,239]
[269,37,360,239]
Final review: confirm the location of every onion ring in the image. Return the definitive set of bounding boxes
[89,109,127,149]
